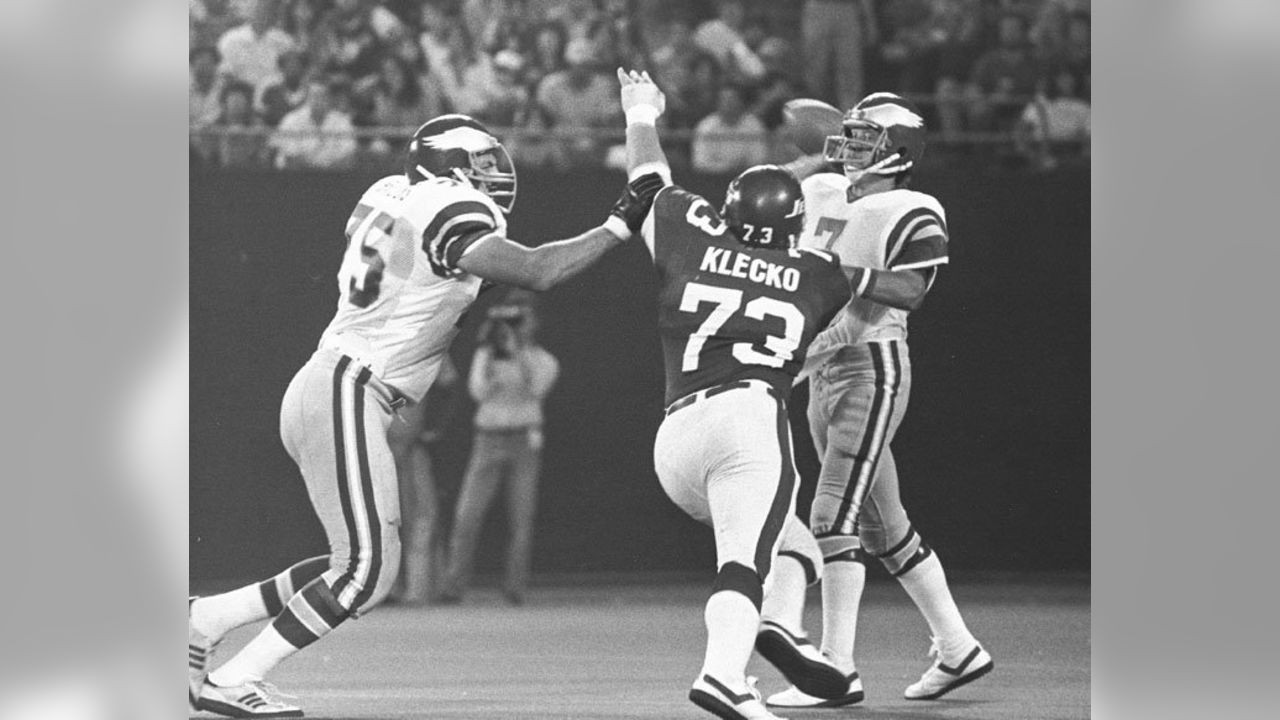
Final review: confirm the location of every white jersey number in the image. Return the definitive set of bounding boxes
[678,281,805,371]
[339,204,392,308]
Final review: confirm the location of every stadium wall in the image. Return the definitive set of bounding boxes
[190,166,1089,584]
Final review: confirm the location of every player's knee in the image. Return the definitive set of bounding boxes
[870,525,934,577]
[776,517,823,585]
[712,561,764,611]
[816,532,871,567]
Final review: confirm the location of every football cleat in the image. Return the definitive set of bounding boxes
[765,672,864,709]
[903,638,994,700]
[754,621,849,699]
[196,680,304,718]
[188,597,218,709]
[689,674,787,720]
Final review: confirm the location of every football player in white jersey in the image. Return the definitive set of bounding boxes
[188,114,663,718]
[760,94,994,709]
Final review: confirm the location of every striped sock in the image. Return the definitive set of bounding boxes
[208,578,350,686]
[191,555,329,642]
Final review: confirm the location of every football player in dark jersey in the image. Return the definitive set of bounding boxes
[617,69,854,720]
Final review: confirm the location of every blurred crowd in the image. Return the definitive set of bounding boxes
[190,0,1090,172]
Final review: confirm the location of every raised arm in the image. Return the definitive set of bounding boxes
[618,68,673,185]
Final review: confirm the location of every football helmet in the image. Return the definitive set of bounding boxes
[405,114,517,212]
[823,92,926,185]
[721,165,805,250]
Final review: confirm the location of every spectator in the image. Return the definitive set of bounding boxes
[440,292,560,606]
[217,0,296,91]
[1015,68,1090,170]
[534,37,620,166]
[523,21,568,95]
[313,0,385,90]
[879,0,982,96]
[691,85,769,173]
[363,54,449,155]
[594,0,648,69]
[190,46,226,130]
[282,0,323,56]
[258,49,311,127]
[750,37,807,133]
[801,0,876,109]
[667,52,722,132]
[190,46,226,163]
[213,81,269,168]
[432,24,500,117]
[471,50,532,128]
[649,16,700,88]
[191,0,244,50]
[966,12,1042,133]
[694,0,766,87]
[270,79,358,169]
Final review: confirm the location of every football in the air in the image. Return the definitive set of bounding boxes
[780,99,844,155]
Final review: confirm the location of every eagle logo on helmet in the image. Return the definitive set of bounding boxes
[405,114,518,213]
[823,92,928,186]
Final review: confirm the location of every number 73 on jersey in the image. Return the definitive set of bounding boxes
[678,282,804,371]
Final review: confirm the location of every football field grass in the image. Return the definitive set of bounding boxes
[193,575,1088,719]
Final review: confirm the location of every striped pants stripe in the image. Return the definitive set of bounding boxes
[276,349,402,646]
[808,341,916,556]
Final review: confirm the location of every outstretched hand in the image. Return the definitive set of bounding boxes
[617,67,666,117]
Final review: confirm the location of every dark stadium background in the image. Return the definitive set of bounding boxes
[190,165,1088,586]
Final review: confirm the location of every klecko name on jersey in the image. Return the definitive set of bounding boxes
[698,247,800,292]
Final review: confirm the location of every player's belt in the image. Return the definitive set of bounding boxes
[665,379,780,417]
[326,350,407,410]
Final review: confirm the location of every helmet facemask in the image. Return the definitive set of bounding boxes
[459,144,517,214]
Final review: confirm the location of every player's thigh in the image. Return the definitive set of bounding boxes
[654,412,712,525]
[703,394,798,576]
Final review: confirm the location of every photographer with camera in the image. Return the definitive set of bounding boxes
[439,289,560,605]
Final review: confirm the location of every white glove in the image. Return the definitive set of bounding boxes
[617,68,665,123]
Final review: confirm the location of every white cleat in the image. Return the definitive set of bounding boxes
[904,638,994,700]
[196,679,304,718]
[689,674,787,720]
[765,672,864,709]
[754,621,849,699]
[188,597,217,709]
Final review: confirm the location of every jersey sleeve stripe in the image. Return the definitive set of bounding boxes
[884,207,947,266]
[442,222,500,267]
[890,235,949,270]
[421,200,497,260]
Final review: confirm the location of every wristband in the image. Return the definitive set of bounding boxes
[625,105,660,126]
[602,214,631,241]
[850,267,877,298]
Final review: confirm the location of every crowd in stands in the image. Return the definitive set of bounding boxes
[190,0,1090,172]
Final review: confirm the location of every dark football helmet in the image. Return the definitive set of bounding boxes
[404,114,517,212]
[721,165,805,250]
[823,92,926,185]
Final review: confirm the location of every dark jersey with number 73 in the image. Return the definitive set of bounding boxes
[647,186,852,405]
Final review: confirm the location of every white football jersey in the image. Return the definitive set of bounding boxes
[798,173,949,357]
[319,174,506,402]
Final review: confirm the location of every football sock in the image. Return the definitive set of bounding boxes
[700,590,760,691]
[819,559,866,673]
[760,554,809,635]
[191,555,329,642]
[896,552,975,660]
[207,624,299,687]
